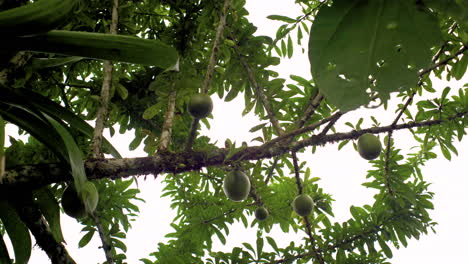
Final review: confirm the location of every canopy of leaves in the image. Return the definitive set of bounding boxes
[0,0,467,263]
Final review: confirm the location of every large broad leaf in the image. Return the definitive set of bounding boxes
[0,200,31,264]
[309,0,442,111]
[33,187,64,243]
[12,88,121,158]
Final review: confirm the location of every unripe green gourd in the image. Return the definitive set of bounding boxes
[188,94,213,119]
[255,207,269,221]
[223,170,251,202]
[292,194,314,217]
[357,133,382,160]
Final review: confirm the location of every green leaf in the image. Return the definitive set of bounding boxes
[9,30,179,68]
[309,0,442,111]
[78,230,95,248]
[116,83,129,100]
[4,88,121,158]
[267,15,296,23]
[142,104,160,120]
[266,236,279,253]
[287,35,293,58]
[33,188,64,243]
[0,102,68,161]
[0,200,31,264]
[452,53,468,80]
[377,237,393,258]
[46,116,87,189]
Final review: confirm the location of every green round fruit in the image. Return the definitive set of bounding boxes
[223,170,251,202]
[61,185,86,219]
[292,194,314,217]
[357,133,382,160]
[188,94,213,119]
[255,207,269,221]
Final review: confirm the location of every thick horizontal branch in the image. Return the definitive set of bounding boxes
[1,111,466,188]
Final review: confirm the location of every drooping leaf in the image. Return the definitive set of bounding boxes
[309,0,442,111]
[11,88,121,158]
[0,200,31,264]
[45,116,87,189]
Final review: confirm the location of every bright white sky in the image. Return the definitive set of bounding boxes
[11,1,468,263]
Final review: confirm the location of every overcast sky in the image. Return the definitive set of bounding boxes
[14,1,468,263]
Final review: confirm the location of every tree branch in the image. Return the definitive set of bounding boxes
[12,192,76,264]
[158,89,177,152]
[232,39,284,135]
[90,0,119,158]
[90,0,119,262]
[201,0,230,94]
[2,110,466,188]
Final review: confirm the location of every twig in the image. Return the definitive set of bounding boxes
[265,111,343,149]
[90,0,119,262]
[12,193,76,264]
[264,157,279,184]
[233,42,284,135]
[292,152,303,194]
[185,118,200,151]
[294,92,324,129]
[91,212,114,263]
[418,45,468,76]
[158,89,177,152]
[304,217,325,264]
[185,0,230,150]
[90,0,119,159]
[201,0,230,94]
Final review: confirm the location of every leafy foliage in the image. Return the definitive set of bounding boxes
[0,0,467,263]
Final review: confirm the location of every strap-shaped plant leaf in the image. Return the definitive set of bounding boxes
[5,30,179,68]
[11,88,121,158]
[0,102,68,162]
[45,116,87,190]
[309,0,442,111]
[0,200,31,264]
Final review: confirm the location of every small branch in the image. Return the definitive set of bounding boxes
[418,45,468,77]
[201,0,230,94]
[185,0,230,150]
[185,118,200,151]
[91,212,114,264]
[232,40,284,135]
[158,90,177,152]
[303,217,325,264]
[291,152,303,194]
[264,157,279,184]
[265,111,343,149]
[294,92,324,129]
[90,0,119,262]
[12,193,76,264]
[382,131,395,197]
